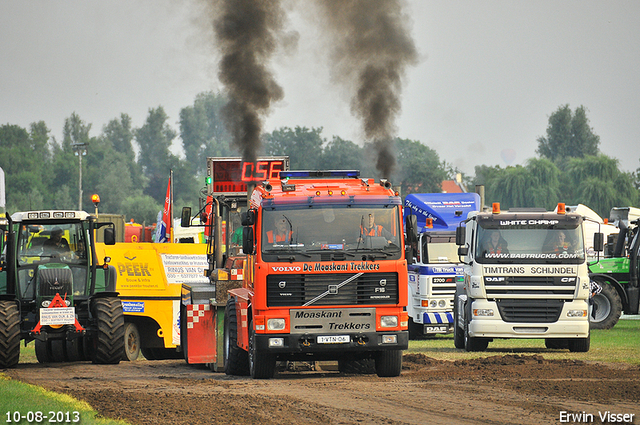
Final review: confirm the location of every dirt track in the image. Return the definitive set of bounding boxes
[5,354,640,425]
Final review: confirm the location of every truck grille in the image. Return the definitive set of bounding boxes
[430,277,457,309]
[37,268,73,298]
[267,273,398,307]
[496,299,564,323]
[485,276,576,299]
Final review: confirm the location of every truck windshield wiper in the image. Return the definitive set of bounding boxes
[263,248,311,258]
[304,249,355,257]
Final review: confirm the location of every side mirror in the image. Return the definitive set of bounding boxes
[455,226,465,246]
[104,227,116,245]
[242,227,254,254]
[241,210,256,226]
[458,246,469,256]
[405,215,418,245]
[593,232,604,252]
[181,207,192,228]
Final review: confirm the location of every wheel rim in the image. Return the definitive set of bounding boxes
[591,293,612,322]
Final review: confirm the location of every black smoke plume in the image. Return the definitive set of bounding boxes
[211,0,285,163]
[315,0,418,178]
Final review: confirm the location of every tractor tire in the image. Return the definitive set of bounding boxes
[374,349,403,377]
[0,301,21,368]
[590,281,622,330]
[50,339,66,362]
[35,340,51,363]
[338,358,376,374]
[91,297,125,364]
[223,297,249,376]
[66,338,85,362]
[568,334,590,353]
[123,322,141,361]
[249,321,276,379]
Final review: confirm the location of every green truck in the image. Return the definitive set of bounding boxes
[588,217,640,329]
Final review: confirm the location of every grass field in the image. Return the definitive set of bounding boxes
[408,317,640,364]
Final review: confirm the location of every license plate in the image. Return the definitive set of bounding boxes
[317,335,350,344]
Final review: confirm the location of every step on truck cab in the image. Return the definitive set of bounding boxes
[454,203,601,352]
[404,193,480,338]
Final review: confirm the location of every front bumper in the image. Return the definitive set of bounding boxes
[254,330,408,356]
[468,299,590,339]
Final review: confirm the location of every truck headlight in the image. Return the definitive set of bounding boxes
[438,300,446,308]
[473,309,494,317]
[567,310,587,317]
[267,318,286,331]
[380,315,398,328]
[430,300,437,308]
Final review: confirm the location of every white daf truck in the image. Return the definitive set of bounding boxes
[453,203,601,352]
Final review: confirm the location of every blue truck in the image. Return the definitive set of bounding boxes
[404,193,481,338]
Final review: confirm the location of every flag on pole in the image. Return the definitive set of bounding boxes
[155,176,172,243]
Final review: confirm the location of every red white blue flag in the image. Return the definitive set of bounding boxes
[155,176,172,243]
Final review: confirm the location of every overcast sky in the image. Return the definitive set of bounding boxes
[2,0,639,175]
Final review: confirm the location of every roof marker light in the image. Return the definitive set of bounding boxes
[425,218,433,229]
[557,203,566,214]
[492,203,500,214]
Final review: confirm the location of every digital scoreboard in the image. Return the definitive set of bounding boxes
[206,157,290,196]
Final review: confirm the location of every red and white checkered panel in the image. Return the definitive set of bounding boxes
[186,304,210,328]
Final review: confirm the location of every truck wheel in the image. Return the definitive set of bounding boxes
[0,301,21,368]
[249,321,276,379]
[408,317,422,340]
[464,318,488,352]
[545,338,569,350]
[141,347,156,360]
[374,349,403,377]
[91,297,125,364]
[223,297,249,376]
[590,282,622,330]
[338,358,376,374]
[568,334,590,352]
[123,322,140,361]
[35,340,51,363]
[453,300,465,349]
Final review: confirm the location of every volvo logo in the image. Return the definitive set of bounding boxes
[278,281,286,289]
[379,279,387,287]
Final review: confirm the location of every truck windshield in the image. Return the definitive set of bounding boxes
[17,222,89,266]
[261,205,402,261]
[475,221,585,264]
[421,232,458,263]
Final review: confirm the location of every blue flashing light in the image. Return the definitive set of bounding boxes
[279,170,360,179]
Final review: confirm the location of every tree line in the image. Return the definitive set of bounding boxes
[0,93,638,223]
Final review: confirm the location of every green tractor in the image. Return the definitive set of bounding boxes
[588,219,640,329]
[0,210,124,367]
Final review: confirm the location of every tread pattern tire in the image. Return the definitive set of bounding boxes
[590,281,622,330]
[374,349,403,377]
[35,340,51,364]
[464,319,488,352]
[338,358,376,374]
[0,301,21,368]
[568,335,590,353]
[223,298,249,376]
[91,297,125,364]
[453,298,465,349]
[249,321,276,379]
[123,322,141,361]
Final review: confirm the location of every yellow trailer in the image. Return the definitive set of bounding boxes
[95,242,208,360]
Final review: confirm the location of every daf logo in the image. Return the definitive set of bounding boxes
[379,279,387,287]
[278,281,286,289]
[486,277,505,282]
